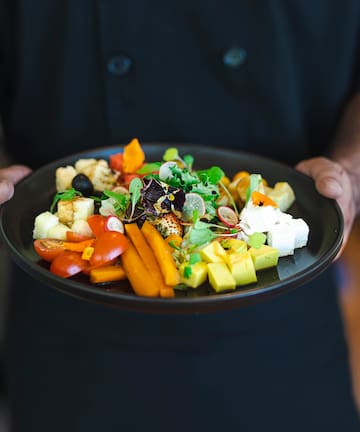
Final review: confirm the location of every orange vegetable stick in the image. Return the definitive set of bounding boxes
[89,265,127,284]
[63,239,95,252]
[122,138,145,173]
[125,223,175,298]
[121,242,160,297]
[141,221,181,286]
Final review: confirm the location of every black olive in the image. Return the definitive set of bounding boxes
[71,173,94,196]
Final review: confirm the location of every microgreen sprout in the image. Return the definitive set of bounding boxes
[50,188,82,213]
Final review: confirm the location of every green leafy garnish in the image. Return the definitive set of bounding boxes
[183,266,192,279]
[189,253,202,265]
[197,166,225,185]
[50,188,82,213]
[102,190,129,214]
[245,174,261,204]
[128,177,143,219]
[136,162,161,174]
[248,232,266,249]
[163,148,179,162]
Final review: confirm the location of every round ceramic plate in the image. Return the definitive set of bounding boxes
[0,144,343,313]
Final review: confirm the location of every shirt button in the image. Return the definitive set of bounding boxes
[223,47,247,68]
[107,55,132,76]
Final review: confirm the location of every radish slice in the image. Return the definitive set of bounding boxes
[217,206,239,227]
[105,216,124,233]
[182,192,206,222]
[159,161,178,181]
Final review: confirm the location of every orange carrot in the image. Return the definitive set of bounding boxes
[121,242,160,297]
[89,264,127,284]
[141,221,181,286]
[125,223,175,298]
[122,138,145,173]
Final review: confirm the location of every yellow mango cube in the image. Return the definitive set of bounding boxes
[207,262,236,292]
[199,241,227,263]
[179,262,208,288]
[227,251,257,286]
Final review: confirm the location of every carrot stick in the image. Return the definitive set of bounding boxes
[89,265,126,284]
[141,221,181,286]
[125,223,175,298]
[121,241,160,297]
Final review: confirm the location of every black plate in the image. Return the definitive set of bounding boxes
[0,144,343,313]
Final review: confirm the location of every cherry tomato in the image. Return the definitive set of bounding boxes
[109,152,123,172]
[87,214,106,237]
[66,231,94,242]
[89,231,129,268]
[50,251,88,278]
[34,239,66,262]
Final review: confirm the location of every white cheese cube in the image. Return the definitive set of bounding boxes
[290,218,309,248]
[267,224,295,257]
[240,206,278,234]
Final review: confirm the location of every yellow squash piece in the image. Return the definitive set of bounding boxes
[248,245,279,271]
[226,251,257,286]
[207,262,236,292]
[179,262,208,288]
[199,241,227,263]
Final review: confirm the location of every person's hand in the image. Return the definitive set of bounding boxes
[295,157,356,254]
[0,165,32,205]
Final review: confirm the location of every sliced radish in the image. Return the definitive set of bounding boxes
[159,161,178,181]
[182,192,206,221]
[217,206,239,227]
[105,215,124,233]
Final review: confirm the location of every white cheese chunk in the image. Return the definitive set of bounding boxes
[267,224,295,257]
[240,205,278,234]
[290,218,309,248]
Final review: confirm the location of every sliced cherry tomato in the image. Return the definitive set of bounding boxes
[34,239,66,262]
[66,231,94,242]
[89,231,129,268]
[50,251,88,278]
[87,214,106,238]
[109,152,123,172]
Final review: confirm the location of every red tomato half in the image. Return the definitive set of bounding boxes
[34,239,66,262]
[89,231,129,268]
[87,214,106,238]
[50,251,88,278]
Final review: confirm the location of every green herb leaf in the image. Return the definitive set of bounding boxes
[129,177,143,219]
[183,154,194,170]
[245,174,261,203]
[136,162,161,174]
[183,266,192,279]
[50,188,82,213]
[189,253,201,265]
[189,224,217,247]
[248,232,266,249]
[163,148,179,161]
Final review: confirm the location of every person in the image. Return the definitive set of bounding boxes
[1,1,360,431]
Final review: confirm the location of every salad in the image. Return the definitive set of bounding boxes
[32,138,309,298]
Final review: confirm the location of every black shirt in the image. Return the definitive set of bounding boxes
[1,1,360,431]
